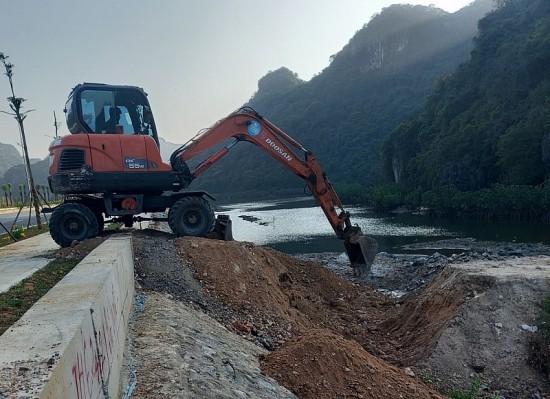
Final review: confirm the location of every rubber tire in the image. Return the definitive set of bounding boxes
[168,196,214,237]
[50,203,99,247]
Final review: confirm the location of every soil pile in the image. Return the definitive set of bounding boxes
[261,329,442,399]
[131,231,550,398]
[52,236,106,260]
[175,238,390,338]
[173,237,459,397]
[415,257,550,396]
[174,238,481,361]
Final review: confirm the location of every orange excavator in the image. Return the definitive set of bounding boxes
[46,83,377,275]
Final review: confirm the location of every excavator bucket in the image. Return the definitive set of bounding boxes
[344,227,378,278]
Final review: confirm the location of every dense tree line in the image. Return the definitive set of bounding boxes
[383,0,550,191]
[337,182,550,222]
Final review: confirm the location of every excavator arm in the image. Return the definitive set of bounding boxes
[171,107,377,276]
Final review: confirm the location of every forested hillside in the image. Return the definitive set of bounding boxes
[0,143,22,178]
[383,0,550,190]
[0,158,50,203]
[190,0,493,197]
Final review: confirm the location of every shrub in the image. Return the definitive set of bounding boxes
[11,225,25,239]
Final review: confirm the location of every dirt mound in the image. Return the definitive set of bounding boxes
[174,238,477,362]
[52,236,106,260]
[415,260,550,397]
[261,329,442,399]
[174,238,394,349]
[379,268,491,365]
[173,237,471,395]
[131,231,550,397]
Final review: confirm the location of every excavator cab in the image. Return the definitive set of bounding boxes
[64,83,159,143]
[49,84,189,195]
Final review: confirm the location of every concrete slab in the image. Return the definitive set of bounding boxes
[0,234,134,399]
[0,233,58,293]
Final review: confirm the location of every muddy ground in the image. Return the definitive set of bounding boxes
[102,227,550,399]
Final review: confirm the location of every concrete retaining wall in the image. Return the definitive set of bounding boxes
[0,235,134,399]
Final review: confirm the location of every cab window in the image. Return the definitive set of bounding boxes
[78,89,155,137]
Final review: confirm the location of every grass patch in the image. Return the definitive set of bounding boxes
[447,375,481,399]
[446,375,501,399]
[105,222,124,231]
[0,224,49,248]
[0,258,79,335]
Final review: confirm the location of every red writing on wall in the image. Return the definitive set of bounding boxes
[70,282,121,399]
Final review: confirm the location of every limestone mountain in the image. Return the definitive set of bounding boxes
[0,143,23,179]
[0,143,49,193]
[249,67,305,103]
[0,158,50,192]
[189,0,494,197]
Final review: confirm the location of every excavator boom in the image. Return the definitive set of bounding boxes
[172,107,378,276]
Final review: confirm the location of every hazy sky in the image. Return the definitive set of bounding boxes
[0,0,474,158]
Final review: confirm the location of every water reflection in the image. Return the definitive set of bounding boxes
[215,197,549,255]
[216,197,454,254]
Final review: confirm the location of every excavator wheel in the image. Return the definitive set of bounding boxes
[168,196,215,238]
[49,203,99,248]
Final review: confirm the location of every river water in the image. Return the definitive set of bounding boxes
[215,197,550,256]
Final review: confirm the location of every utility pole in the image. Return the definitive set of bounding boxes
[0,52,42,229]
